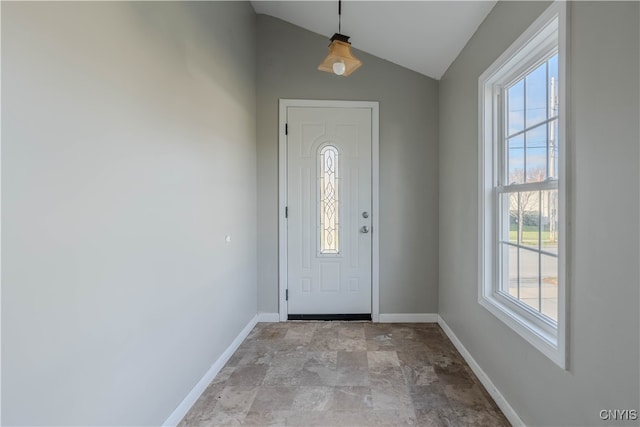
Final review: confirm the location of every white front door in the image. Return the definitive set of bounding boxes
[286,106,373,315]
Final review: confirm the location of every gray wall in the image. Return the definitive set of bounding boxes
[439,2,639,426]
[256,15,439,315]
[2,2,257,425]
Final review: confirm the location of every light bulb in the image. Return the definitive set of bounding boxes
[332,60,346,76]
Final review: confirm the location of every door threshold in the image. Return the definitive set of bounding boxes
[288,314,372,321]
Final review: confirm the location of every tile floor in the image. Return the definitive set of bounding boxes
[179,322,510,426]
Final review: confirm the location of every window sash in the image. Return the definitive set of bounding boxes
[494,54,560,331]
[494,187,560,331]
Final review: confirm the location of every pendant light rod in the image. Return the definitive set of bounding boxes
[338,0,342,34]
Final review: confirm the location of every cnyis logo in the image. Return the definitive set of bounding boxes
[599,409,639,421]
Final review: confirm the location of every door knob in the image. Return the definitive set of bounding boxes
[362,211,369,218]
[360,226,369,233]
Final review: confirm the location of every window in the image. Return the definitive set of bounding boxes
[479,2,567,368]
[319,145,340,254]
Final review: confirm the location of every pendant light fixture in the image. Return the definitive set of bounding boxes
[318,0,362,77]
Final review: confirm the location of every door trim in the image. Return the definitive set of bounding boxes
[278,99,380,322]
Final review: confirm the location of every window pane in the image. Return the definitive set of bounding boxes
[541,189,559,249]
[548,54,559,120]
[507,134,524,184]
[505,244,519,299]
[525,124,547,182]
[507,80,524,136]
[319,146,339,254]
[510,191,538,245]
[519,248,540,312]
[541,254,558,321]
[549,119,559,179]
[502,190,559,318]
[521,208,541,250]
[508,193,519,244]
[525,62,547,127]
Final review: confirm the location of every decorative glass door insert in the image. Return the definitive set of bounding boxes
[319,145,340,254]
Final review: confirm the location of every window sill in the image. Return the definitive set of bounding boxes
[479,293,566,369]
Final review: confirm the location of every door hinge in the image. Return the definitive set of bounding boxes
[285,123,288,135]
[285,206,288,218]
[286,289,289,301]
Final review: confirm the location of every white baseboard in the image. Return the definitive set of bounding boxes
[257,312,280,322]
[162,314,259,427]
[378,313,439,323]
[437,315,525,427]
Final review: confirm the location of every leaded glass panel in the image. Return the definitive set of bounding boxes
[319,145,339,254]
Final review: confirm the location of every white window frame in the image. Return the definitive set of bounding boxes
[478,1,568,369]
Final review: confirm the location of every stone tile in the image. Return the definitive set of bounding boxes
[241,410,289,426]
[248,386,298,412]
[335,337,367,351]
[410,384,450,411]
[331,386,373,411]
[286,409,417,427]
[369,365,406,387]
[237,348,273,366]
[225,350,246,368]
[212,366,235,385]
[251,324,289,341]
[428,346,466,365]
[283,411,353,426]
[226,365,268,386]
[177,382,223,427]
[337,350,368,368]
[363,324,398,350]
[402,363,439,386]
[444,383,493,410]
[336,350,369,386]
[291,386,334,411]
[434,361,476,386]
[397,350,432,368]
[213,386,260,414]
[197,411,245,427]
[300,351,338,386]
[190,386,258,426]
[448,406,511,427]
[367,350,401,370]
[394,336,432,352]
[337,322,365,335]
[365,332,397,351]
[367,351,405,387]
[388,324,418,338]
[415,408,459,427]
[234,339,261,353]
[244,325,262,341]
[307,327,340,351]
[371,384,414,411]
[271,339,310,352]
[336,324,367,350]
[283,322,317,342]
[263,351,307,385]
[360,410,419,426]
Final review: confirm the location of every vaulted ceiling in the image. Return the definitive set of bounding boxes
[251,1,497,80]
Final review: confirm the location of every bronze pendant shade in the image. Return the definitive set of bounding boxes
[318,33,362,77]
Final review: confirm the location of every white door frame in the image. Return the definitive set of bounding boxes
[279,99,380,322]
